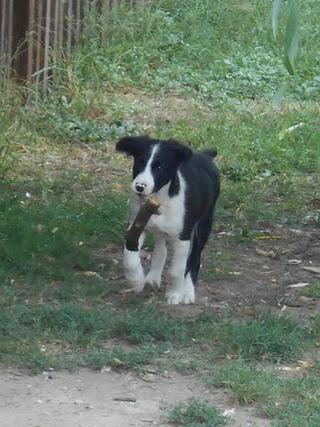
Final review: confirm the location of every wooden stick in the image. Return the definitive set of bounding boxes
[125,196,160,251]
[113,397,137,403]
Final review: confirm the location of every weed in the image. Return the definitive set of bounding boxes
[82,344,164,370]
[301,282,320,299]
[212,360,283,405]
[167,399,227,427]
[211,359,320,426]
[194,312,312,362]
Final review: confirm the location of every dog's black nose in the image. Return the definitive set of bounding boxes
[135,183,145,193]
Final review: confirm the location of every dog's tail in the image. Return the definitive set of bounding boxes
[201,148,218,159]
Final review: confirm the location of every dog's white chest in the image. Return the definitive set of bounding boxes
[146,198,184,237]
[129,176,186,238]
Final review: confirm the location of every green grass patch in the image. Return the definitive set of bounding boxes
[211,359,320,426]
[0,303,183,371]
[0,186,126,297]
[71,0,319,103]
[163,107,320,229]
[167,399,227,427]
[302,282,320,299]
[0,295,317,371]
[194,312,312,363]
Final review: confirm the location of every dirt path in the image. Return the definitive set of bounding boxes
[1,368,270,427]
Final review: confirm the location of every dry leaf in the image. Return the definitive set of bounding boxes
[288,259,302,265]
[299,296,314,304]
[222,408,235,417]
[82,271,103,280]
[42,255,57,263]
[256,248,276,258]
[278,366,301,372]
[288,282,310,289]
[255,235,281,240]
[104,243,120,253]
[112,357,124,367]
[301,266,320,275]
[297,360,314,369]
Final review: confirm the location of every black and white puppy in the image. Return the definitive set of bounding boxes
[116,135,220,305]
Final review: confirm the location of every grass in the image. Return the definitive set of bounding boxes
[167,399,227,427]
[0,298,318,373]
[194,312,314,362]
[0,185,126,300]
[0,0,319,424]
[212,360,320,426]
[302,282,320,299]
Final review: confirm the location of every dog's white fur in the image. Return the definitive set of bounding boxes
[124,171,193,305]
[132,145,159,197]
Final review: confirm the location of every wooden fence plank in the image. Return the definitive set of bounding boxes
[75,0,81,42]
[27,0,35,81]
[58,0,64,50]
[36,0,43,81]
[1,0,7,60]
[0,0,144,85]
[43,0,52,91]
[7,0,13,63]
[53,0,60,52]
[66,0,73,56]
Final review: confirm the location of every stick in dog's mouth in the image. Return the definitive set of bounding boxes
[125,196,161,251]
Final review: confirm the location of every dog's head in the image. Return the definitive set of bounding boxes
[116,135,192,197]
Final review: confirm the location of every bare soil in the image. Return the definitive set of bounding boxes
[114,223,320,322]
[0,368,270,427]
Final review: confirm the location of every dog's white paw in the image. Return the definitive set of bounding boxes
[181,274,195,304]
[123,248,145,293]
[145,270,162,290]
[126,270,145,293]
[166,289,184,305]
[166,275,195,305]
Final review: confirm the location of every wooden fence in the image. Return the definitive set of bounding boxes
[0,0,140,89]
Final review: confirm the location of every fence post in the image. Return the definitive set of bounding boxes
[42,0,51,91]
[27,0,35,82]
[1,0,144,85]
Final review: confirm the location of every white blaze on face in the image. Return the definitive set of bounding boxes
[132,144,159,196]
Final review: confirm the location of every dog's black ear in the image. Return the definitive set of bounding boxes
[116,135,152,157]
[167,139,193,164]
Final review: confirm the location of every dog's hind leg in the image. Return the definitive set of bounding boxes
[145,235,167,290]
[166,239,191,305]
[185,206,215,290]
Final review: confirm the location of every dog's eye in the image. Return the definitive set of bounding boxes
[153,163,162,172]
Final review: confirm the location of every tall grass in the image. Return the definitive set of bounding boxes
[65,0,319,102]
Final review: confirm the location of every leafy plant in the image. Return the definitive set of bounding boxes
[168,399,227,427]
[272,0,300,74]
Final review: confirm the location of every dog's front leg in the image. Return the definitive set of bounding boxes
[166,239,192,305]
[145,235,167,290]
[123,232,146,293]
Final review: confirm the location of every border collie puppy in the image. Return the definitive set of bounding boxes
[116,135,220,305]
